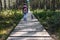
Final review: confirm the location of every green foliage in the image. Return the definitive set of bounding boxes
[33,11,60,38]
[0,10,23,29]
[0,10,23,40]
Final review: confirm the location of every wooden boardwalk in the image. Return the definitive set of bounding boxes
[7,12,54,40]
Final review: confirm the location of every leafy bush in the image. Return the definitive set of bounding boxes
[0,10,23,40]
[33,11,60,39]
[0,10,23,29]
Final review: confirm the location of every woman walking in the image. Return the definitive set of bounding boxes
[23,3,28,21]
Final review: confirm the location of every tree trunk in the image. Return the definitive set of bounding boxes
[52,0,55,11]
[4,0,6,9]
[8,0,10,9]
[6,0,9,9]
[0,0,2,10]
[44,0,47,11]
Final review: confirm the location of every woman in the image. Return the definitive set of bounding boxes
[23,3,28,21]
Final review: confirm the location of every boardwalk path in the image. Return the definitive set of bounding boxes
[7,11,54,40]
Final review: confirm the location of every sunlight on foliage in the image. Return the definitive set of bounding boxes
[0,9,23,40]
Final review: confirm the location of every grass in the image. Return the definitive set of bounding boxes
[33,10,60,40]
[0,9,23,40]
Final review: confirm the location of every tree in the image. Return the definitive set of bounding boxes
[4,0,6,9]
[0,0,2,10]
[51,0,56,11]
[44,0,47,11]
[8,0,10,9]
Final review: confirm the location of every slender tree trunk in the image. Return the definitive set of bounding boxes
[1,0,4,9]
[0,0,2,10]
[16,0,18,9]
[52,0,55,11]
[6,0,9,9]
[8,0,10,9]
[57,0,59,10]
[4,0,6,9]
[44,0,47,11]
